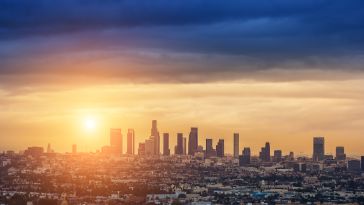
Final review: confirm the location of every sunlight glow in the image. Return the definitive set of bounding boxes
[84,116,97,132]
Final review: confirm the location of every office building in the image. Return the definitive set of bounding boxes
[273,150,282,162]
[205,138,214,158]
[239,147,251,166]
[259,142,271,162]
[138,143,145,156]
[163,133,170,156]
[361,156,364,172]
[336,146,346,161]
[127,129,135,155]
[188,127,198,156]
[110,128,123,155]
[151,120,160,155]
[313,137,325,161]
[183,137,187,155]
[175,133,184,155]
[216,139,224,157]
[145,137,155,155]
[233,133,239,158]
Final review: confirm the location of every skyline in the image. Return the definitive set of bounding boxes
[3,119,361,158]
[1,1,364,155]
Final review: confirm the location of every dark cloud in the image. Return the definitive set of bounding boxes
[0,0,364,85]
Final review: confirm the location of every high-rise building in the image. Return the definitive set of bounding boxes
[47,143,52,153]
[233,133,239,158]
[163,133,170,156]
[138,143,145,156]
[145,137,155,155]
[259,142,271,162]
[72,144,77,154]
[175,133,184,155]
[289,151,295,161]
[183,137,187,155]
[313,137,325,161]
[239,147,251,166]
[127,129,135,155]
[216,139,224,157]
[151,120,160,155]
[336,146,346,161]
[188,127,198,156]
[110,128,123,155]
[205,138,214,158]
[361,156,364,172]
[265,142,271,161]
[273,150,282,162]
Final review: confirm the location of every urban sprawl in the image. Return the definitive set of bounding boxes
[1,120,364,205]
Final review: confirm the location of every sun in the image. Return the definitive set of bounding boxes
[83,116,97,131]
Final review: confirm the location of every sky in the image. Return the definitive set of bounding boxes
[1,0,364,156]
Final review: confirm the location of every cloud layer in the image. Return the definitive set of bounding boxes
[1,0,364,85]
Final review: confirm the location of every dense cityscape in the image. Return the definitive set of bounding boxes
[1,120,364,205]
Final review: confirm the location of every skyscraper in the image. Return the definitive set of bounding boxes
[47,143,52,153]
[175,133,184,155]
[216,139,224,157]
[265,142,271,161]
[206,138,213,158]
[145,137,155,155]
[183,137,187,155]
[163,133,170,156]
[259,142,271,162]
[138,143,145,156]
[313,137,325,161]
[188,127,198,156]
[361,156,364,172]
[110,128,123,155]
[239,147,251,166]
[151,120,160,155]
[273,150,282,162]
[127,129,135,155]
[336,146,346,161]
[233,133,239,158]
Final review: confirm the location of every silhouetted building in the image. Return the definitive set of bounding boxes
[183,137,187,155]
[205,138,215,158]
[273,150,282,162]
[188,127,198,156]
[175,133,184,155]
[313,137,325,161]
[216,139,224,157]
[233,133,239,158]
[361,156,364,172]
[127,129,135,155]
[289,151,295,161]
[239,147,251,166]
[47,143,52,153]
[138,143,145,156]
[348,160,361,172]
[259,142,271,162]
[336,146,346,161]
[110,128,123,155]
[145,137,155,155]
[151,120,160,155]
[72,144,77,154]
[24,146,44,157]
[163,133,170,156]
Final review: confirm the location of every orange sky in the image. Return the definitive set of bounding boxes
[1,76,364,156]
